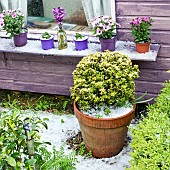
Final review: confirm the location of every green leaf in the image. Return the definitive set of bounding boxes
[6,156,16,167]
[26,158,36,165]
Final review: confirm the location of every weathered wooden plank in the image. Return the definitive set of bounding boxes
[158,45,170,58]
[116,2,170,17]
[135,81,164,94]
[137,69,170,82]
[117,29,170,44]
[5,53,82,65]
[0,69,14,80]
[0,80,71,96]
[133,58,170,70]
[13,71,74,86]
[6,60,76,74]
[117,16,170,31]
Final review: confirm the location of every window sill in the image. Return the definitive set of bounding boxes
[0,32,160,61]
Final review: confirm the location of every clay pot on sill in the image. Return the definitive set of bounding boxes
[135,41,150,53]
[73,100,136,158]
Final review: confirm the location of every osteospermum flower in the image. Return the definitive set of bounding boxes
[92,15,118,39]
[0,8,25,38]
[129,16,153,43]
[12,13,16,18]
[52,7,66,27]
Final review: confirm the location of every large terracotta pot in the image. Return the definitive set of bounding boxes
[136,42,150,53]
[74,100,136,158]
[99,36,116,52]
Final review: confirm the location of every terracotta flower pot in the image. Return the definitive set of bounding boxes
[136,42,150,53]
[74,100,136,158]
[99,36,116,52]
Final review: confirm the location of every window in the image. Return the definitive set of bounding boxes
[0,0,115,33]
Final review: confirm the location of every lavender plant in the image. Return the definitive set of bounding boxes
[52,7,66,28]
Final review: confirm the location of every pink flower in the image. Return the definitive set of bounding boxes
[104,25,110,31]
[0,13,4,18]
[0,18,4,26]
[12,13,16,18]
[143,16,151,23]
[96,28,102,35]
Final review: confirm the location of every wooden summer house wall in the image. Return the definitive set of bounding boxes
[116,0,170,100]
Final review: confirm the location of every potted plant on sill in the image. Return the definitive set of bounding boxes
[70,51,139,158]
[130,16,153,53]
[74,33,88,51]
[40,32,54,50]
[0,9,27,47]
[92,16,120,52]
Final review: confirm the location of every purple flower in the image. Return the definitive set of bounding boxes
[52,7,66,26]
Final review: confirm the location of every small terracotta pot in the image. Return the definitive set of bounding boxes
[74,100,136,158]
[136,42,150,53]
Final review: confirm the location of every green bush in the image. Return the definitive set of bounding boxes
[128,81,170,170]
[0,108,77,170]
[70,51,139,111]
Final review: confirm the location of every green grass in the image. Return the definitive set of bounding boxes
[0,90,74,115]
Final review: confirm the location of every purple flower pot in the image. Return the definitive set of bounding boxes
[13,31,27,47]
[74,36,88,51]
[40,35,54,50]
[99,37,116,52]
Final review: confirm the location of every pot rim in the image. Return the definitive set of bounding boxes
[40,34,54,41]
[74,100,135,121]
[74,100,136,128]
[73,36,88,42]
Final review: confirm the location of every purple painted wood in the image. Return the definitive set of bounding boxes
[116,0,170,100]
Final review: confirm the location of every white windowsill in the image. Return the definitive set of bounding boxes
[0,31,160,61]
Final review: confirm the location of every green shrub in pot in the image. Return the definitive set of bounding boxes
[70,51,140,158]
[71,51,139,112]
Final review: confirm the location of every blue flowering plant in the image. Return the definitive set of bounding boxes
[92,15,120,39]
[0,9,26,38]
[130,16,153,43]
[52,7,66,29]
